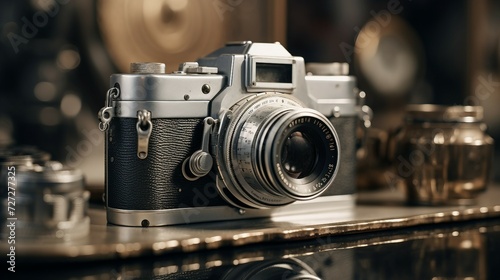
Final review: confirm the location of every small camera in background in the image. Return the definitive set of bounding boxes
[0,146,90,240]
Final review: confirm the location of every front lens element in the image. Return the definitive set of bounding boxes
[281,131,317,179]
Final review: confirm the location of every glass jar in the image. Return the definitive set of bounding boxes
[392,105,494,205]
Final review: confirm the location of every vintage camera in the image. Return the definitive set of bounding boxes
[98,42,361,226]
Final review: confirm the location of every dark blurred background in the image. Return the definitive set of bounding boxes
[1,0,499,191]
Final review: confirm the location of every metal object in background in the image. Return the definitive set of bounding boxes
[0,146,50,169]
[0,147,90,241]
[0,145,51,196]
[391,105,494,205]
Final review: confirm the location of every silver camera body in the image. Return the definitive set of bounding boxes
[99,42,360,226]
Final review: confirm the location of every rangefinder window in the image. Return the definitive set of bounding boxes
[256,63,292,83]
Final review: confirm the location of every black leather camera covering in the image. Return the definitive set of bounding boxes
[107,116,355,211]
[107,118,226,210]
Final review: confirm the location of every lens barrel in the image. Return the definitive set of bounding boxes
[217,94,340,209]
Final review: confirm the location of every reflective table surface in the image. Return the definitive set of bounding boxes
[4,186,500,279]
[13,218,500,279]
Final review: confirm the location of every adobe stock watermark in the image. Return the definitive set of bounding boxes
[7,0,70,54]
[212,0,244,21]
[339,0,412,63]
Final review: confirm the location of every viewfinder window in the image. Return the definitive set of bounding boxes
[256,63,292,83]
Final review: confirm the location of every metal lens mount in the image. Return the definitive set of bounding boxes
[217,93,340,209]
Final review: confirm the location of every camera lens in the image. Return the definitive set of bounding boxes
[217,94,340,209]
[281,131,317,179]
[262,111,339,200]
